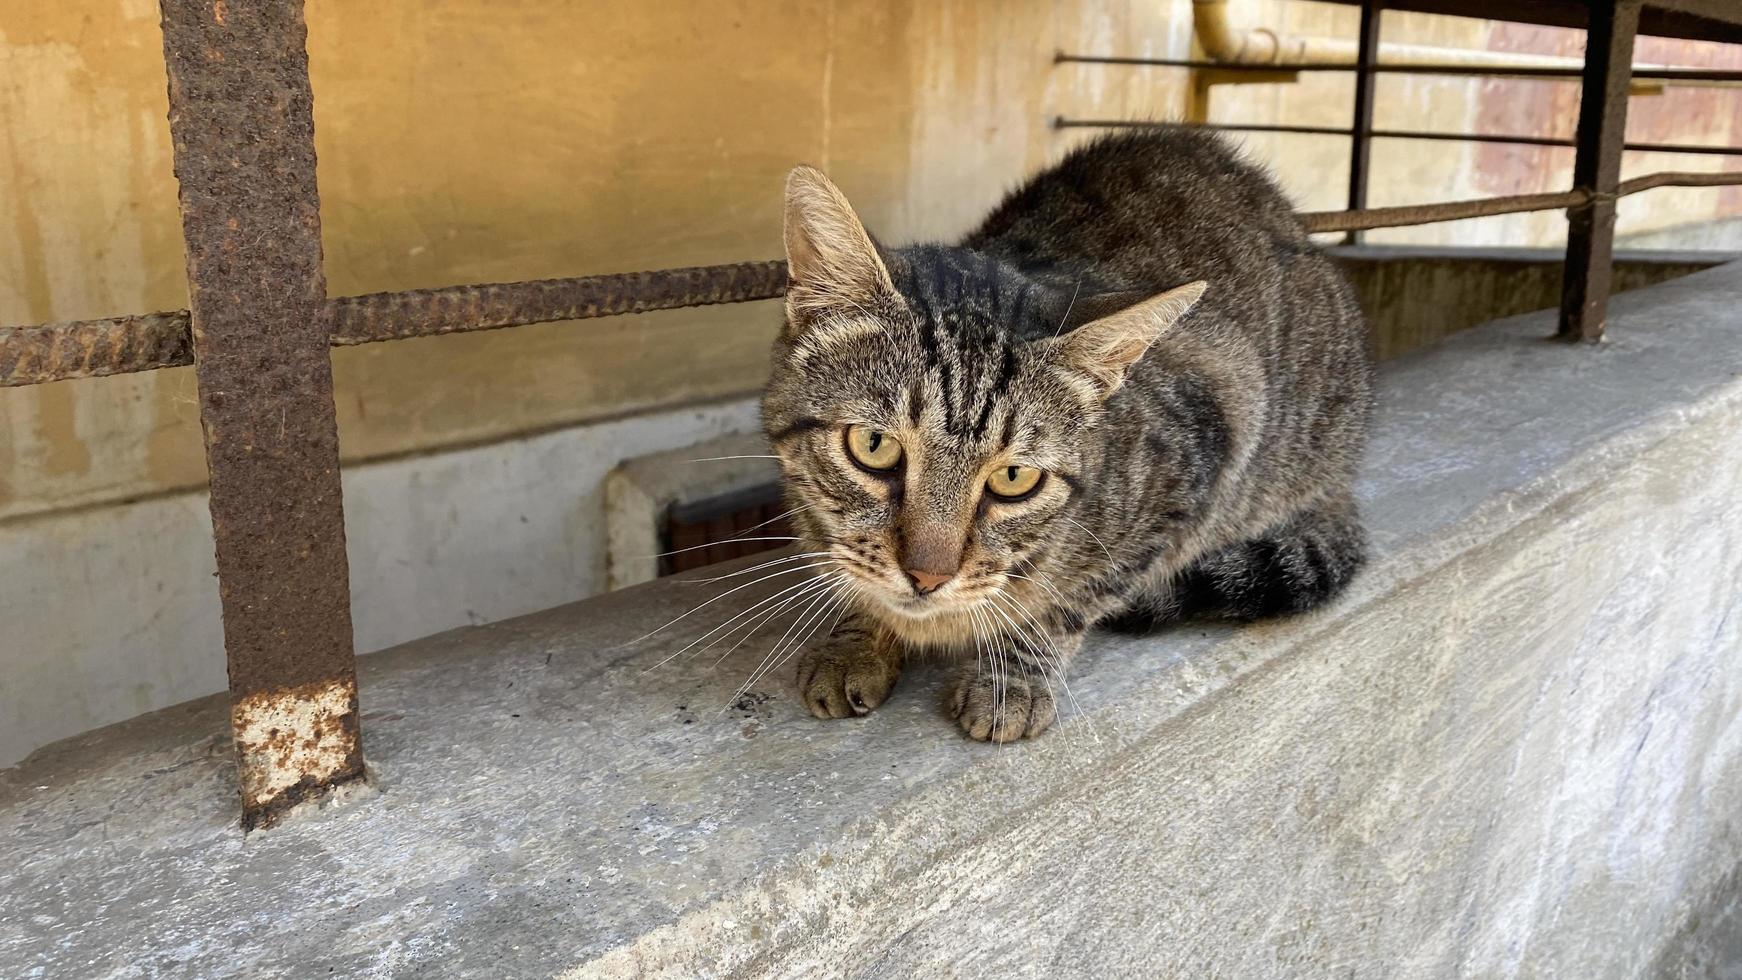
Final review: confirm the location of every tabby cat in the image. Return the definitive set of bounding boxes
[761,128,1371,741]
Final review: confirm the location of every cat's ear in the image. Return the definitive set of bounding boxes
[783,166,896,329]
[1048,280,1206,398]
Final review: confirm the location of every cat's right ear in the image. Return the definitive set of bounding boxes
[1047,280,1206,399]
[782,166,897,334]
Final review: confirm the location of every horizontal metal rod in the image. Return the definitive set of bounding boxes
[6,173,1742,387]
[1299,190,1588,232]
[0,311,194,387]
[1055,118,1742,156]
[1299,170,1742,232]
[1056,119,1354,137]
[327,260,788,345]
[2,260,787,386]
[1053,53,1742,83]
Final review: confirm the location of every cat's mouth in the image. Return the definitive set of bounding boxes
[853,571,1004,621]
[823,546,1008,620]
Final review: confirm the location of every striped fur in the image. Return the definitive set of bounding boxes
[763,130,1372,741]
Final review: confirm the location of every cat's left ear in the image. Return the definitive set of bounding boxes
[782,166,897,334]
[1046,280,1207,398]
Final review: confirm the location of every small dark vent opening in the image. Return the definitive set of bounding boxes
[660,482,791,576]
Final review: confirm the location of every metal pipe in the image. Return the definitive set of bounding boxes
[1054,118,1742,157]
[1346,0,1382,246]
[1190,0,1685,94]
[1054,54,1742,85]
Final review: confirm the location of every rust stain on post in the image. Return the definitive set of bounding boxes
[159,0,362,828]
[231,677,363,818]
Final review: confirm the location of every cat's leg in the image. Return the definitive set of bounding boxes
[796,612,904,719]
[1169,491,1368,623]
[950,619,1085,742]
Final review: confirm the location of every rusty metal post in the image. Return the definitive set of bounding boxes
[1558,0,1641,343]
[159,0,363,828]
[1345,0,1381,245]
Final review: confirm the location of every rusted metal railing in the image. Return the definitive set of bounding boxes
[1058,0,1742,341]
[159,0,363,830]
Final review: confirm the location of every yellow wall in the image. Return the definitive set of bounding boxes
[4,0,1740,523]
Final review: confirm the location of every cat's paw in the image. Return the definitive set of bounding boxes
[796,643,902,720]
[949,669,1057,742]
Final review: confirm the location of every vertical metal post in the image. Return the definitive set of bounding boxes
[159,0,364,829]
[1558,0,1641,342]
[1345,0,1382,245]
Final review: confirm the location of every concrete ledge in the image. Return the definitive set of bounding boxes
[5,265,1742,977]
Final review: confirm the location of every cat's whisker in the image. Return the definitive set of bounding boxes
[755,583,852,695]
[699,575,833,668]
[985,590,1093,741]
[1061,517,1118,566]
[642,572,836,673]
[681,551,833,584]
[723,588,835,716]
[710,575,846,670]
[683,454,781,462]
[730,502,817,542]
[620,560,838,650]
[1006,570,1071,607]
[758,580,842,680]
[682,571,836,661]
[1052,279,1083,339]
[630,536,800,561]
[990,590,1099,744]
[968,604,990,697]
[727,575,847,712]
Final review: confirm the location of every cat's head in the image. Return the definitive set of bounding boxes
[762,166,1203,628]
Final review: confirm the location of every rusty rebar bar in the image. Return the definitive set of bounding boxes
[160,0,364,830]
[328,260,787,345]
[0,311,192,386]
[1560,0,1642,343]
[1,262,788,386]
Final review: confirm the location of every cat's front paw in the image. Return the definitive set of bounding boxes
[949,669,1057,742]
[796,641,902,720]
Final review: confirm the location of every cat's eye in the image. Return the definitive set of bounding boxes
[986,464,1044,500]
[845,425,903,471]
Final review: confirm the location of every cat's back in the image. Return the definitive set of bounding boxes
[962,128,1317,300]
[965,128,1372,502]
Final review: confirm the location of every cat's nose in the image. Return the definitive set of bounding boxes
[906,568,955,594]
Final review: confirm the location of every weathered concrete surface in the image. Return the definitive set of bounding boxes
[4,264,1742,977]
